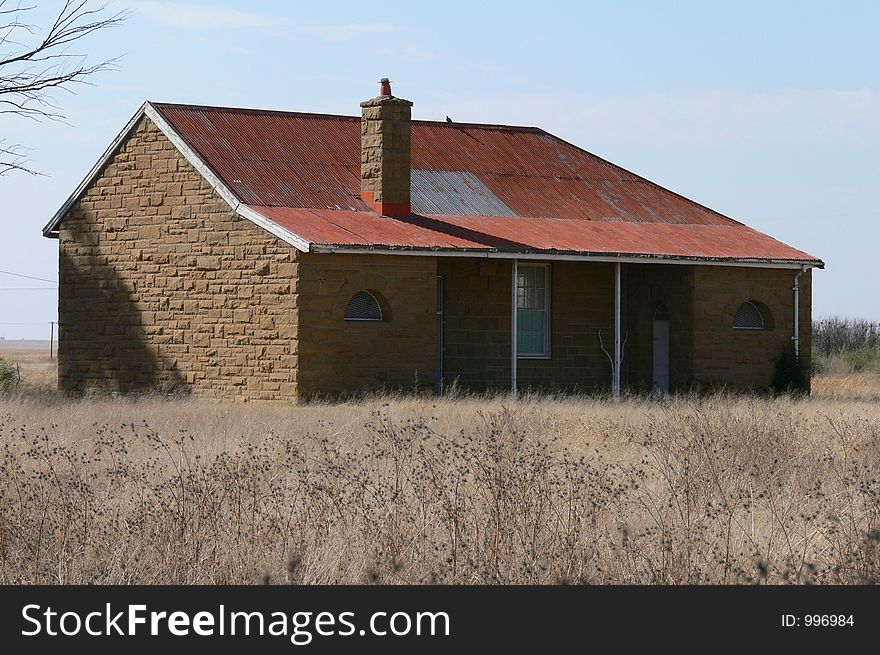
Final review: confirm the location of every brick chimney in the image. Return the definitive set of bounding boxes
[360,78,413,217]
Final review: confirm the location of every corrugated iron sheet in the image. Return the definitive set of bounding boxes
[252,206,819,262]
[152,103,821,263]
[411,169,516,217]
[155,104,368,211]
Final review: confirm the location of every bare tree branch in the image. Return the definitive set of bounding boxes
[0,137,39,175]
[0,0,126,175]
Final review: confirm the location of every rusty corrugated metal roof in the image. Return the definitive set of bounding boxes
[252,207,818,262]
[150,102,821,264]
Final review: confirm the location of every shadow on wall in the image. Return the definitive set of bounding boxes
[59,251,188,396]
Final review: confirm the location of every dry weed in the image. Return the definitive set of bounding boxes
[0,392,877,584]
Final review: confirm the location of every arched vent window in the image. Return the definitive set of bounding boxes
[345,291,383,321]
[733,301,765,330]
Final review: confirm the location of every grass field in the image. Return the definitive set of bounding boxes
[0,343,878,585]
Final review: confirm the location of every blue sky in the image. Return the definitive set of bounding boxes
[1,0,878,339]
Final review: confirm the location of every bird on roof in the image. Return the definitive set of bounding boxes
[446,116,453,123]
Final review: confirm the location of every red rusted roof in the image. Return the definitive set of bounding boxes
[253,207,818,262]
[150,102,821,264]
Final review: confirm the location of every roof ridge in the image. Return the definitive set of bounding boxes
[150,101,542,132]
[150,101,360,122]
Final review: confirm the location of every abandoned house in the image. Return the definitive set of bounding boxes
[43,79,823,401]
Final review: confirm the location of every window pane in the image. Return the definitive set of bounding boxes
[733,301,764,330]
[345,291,383,321]
[515,265,549,356]
[533,330,544,354]
[518,309,545,355]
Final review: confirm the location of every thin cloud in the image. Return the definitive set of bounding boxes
[471,62,505,75]
[126,1,280,30]
[425,89,880,146]
[303,22,396,42]
[370,42,438,63]
[125,2,395,40]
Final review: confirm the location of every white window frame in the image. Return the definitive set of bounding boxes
[516,263,551,359]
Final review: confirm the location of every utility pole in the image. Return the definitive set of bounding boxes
[49,321,55,359]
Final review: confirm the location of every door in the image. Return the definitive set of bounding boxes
[652,304,670,393]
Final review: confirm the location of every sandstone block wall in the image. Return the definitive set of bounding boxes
[58,117,299,401]
[624,264,696,391]
[517,261,619,391]
[439,258,621,392]
[439,259,808,393]
[691,266,811,390]
[437,258,511,390]
[296,253,436,397]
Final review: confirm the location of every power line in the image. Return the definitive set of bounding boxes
[0,287,58,291]
[0,270,57,285]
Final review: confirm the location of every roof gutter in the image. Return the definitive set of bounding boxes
[308,244,822,270]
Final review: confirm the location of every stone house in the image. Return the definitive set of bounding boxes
[43,80,823,401]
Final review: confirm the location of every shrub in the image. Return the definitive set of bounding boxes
[771,348,808,393]
[0,359,20,392]
[813,317,880,356]
[843,347,880,374]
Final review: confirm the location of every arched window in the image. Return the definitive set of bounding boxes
[733,301,766,330]
[345,290,383,321]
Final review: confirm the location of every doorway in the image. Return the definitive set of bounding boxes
[652,304,670,393]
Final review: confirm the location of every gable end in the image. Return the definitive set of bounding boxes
[42,102,312,253]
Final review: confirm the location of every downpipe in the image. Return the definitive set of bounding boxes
[792,265,807,360]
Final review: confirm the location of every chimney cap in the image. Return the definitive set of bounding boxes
[360,78,413,107]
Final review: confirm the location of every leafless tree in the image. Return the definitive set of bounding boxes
[1,0,126,175]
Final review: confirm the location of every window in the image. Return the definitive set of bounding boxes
[516,263,550,358]
[733,301,765,330]
[345,290,383,321]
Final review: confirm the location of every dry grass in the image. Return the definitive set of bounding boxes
[0,385,878,585]
[1,342,878,584]
[0,344,57,392]
[811,373,880,401]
